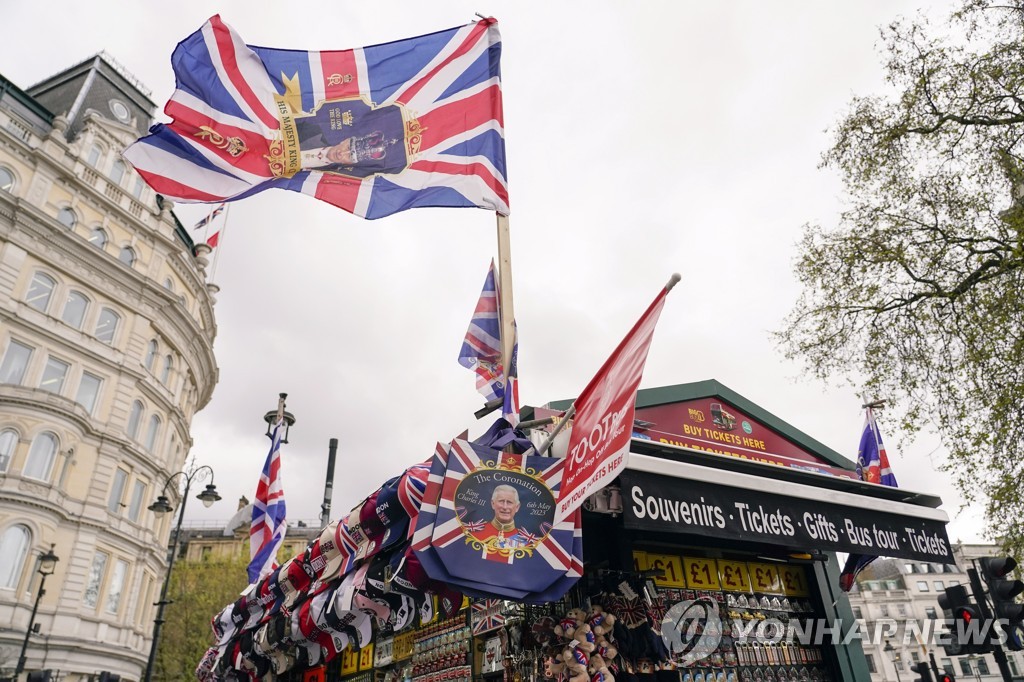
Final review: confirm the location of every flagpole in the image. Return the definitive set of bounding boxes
[495,212,516,387]
[210,203,229,281]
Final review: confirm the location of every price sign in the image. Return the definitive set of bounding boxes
[633,551,649,572]
[358,643,374,670]
[718,560,752,593]
[341,648,359,676]
[645,553,686,587]
[749,562,782,594]
[683,557,721,590]
[374,638,394,667]
[780,565,809,597]
[393,631,415,661]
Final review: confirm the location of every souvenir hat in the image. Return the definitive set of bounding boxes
[282,556,311,608]
[319,520,358,582]
[212,604,236,645]
[324,571,374,648]
[349,562,392,624]
[267,648,295,676]
[360,475,409,535]
[296,593,337,651]
[252,621,274,657]
[396,545,463,619]
[321,626,352,663]
[301,537,330,582]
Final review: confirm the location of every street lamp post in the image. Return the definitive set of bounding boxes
[14,544,59,679]
[884,640,903,682]
[142,464,221,682]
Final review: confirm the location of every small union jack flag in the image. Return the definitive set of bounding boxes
[193,203,224,230]
[471,599,505,635]
[249,419,287,584]
[517,529,539,545]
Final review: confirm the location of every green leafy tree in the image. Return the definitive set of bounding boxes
[778,1,1024,557]
[154,553,249,681]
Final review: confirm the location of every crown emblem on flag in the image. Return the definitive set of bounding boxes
[195,126,248,157]
[326,73,353,86]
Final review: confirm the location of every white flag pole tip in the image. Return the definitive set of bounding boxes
[666,273,682,291]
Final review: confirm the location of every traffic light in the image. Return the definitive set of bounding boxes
[938,584,987,655]
[910,661,934,682]
[979,556,1024,651]
[937,671,956,682]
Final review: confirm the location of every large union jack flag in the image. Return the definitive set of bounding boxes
[249,419,287,584]
[124,15,508,219]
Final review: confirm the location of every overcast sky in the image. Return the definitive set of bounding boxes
[2,1,985,544]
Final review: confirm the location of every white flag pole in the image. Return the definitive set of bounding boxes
[495,212,516,388]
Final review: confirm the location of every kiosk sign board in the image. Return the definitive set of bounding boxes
[622,470,953,562]
[635,399,859,479]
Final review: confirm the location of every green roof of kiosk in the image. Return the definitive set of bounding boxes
[548,379,857,471]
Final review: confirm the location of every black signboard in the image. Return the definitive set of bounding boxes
[621,470,953,562]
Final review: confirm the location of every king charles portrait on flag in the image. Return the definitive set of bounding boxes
[453,461,556,561]
[274,95,415,179]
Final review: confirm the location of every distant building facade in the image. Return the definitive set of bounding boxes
[175,497,322,566]
[0,54,219,681]
[849,543,1024,682]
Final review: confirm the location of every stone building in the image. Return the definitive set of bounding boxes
[849,543,1024,682]
[0,54,218,681]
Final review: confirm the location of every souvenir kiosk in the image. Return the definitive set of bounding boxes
[206,381,951,682]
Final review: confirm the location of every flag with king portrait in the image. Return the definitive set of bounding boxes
[124,16,508,219]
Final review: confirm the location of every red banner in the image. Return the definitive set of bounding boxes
[555,280,674,522]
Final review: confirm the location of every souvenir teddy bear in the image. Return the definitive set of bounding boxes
[593,635,617,662]
[562,645,591,682]
[587,606,618,638]
[588,653,616,682]
[554,608,589,640]
[570,623,596,653]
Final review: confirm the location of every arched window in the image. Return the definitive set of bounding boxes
[161,355,173,384]
[0,429,17,472]
[145,340,158,371]
[144,415,161,452]
[88,227,107,249]
[23,431,57,481]
[162,277,174,292]
[86,145,102,167]
[57,207,77,229]
[94,308,120,345]
[118,246,136,267]
[0,525,30,589]
[25,272,56,312]
[60,291,89,329]
[0,167,14,193]
[127,401,143,440]
[110,160,126,186]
